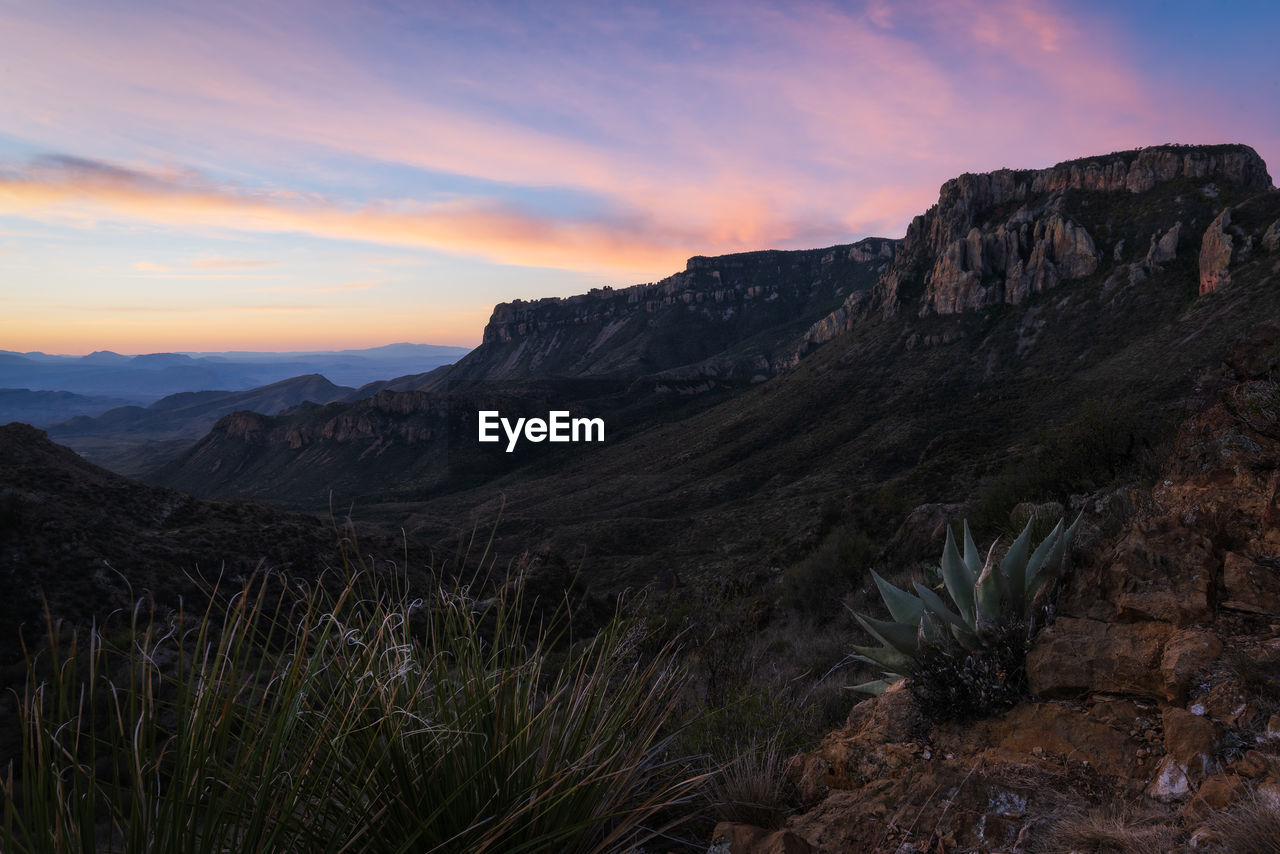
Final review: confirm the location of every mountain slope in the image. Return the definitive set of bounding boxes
[145,144,1280,590]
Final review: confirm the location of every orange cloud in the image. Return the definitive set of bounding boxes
[0,156,703,274]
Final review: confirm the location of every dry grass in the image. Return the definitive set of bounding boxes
[707,740,792,830]
[1,549,706,854]
[1037,803,1180,854]
[1203,789,1280,854]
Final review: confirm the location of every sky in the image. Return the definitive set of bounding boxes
[1,0,1277,354]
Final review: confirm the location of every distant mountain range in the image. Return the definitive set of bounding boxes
[140,144,1280,589]
[0,343,471,422]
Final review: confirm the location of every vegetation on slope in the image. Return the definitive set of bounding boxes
[2,543,704,853]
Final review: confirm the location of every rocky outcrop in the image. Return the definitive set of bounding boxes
[1199,189,1280,295]
[1146,220,1182,269]
[1199,208,1235,294]
[760,323,1280,852]
[918,209,1100,314]
[845,145,1272,324]
[464,238,896,382]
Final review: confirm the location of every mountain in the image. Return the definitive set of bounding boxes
[144,144,1280,593]
[445,239,896,383]
[44,374,356,476]
[0,423,431,663]
[0,388,139,425]
[0,343,471,402]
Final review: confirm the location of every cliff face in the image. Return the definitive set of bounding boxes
[844,145,1273,325]
[452,239,896,382]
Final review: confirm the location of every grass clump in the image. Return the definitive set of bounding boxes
[707,740,792,830]
[1039,802,1180,853]
[1203,788,1280,854]
[2,549,701,853]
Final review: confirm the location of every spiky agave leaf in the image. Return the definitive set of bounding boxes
[962,520,983,578]
[940,526,977,630]
[851,643,916,675]
[1000,519,1034,616]
[871,570,924,625]
[973,556,1004,635]
[949,622,982,651]
[1023,519,1063,597]
[917,612,945,647]
[912,582,968,632]
[854,613,920,660]
[849,678,900,696]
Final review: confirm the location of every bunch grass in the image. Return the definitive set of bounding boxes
[2,542,701,853]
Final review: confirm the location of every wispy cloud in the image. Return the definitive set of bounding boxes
[239,281,377,294]
[0,0,1177,263]
[1,155,696,273]
[133,260,173,272]
[131,254,280,274]
[192,255,279,269]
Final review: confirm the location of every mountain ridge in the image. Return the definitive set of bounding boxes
[142,143,1280,591]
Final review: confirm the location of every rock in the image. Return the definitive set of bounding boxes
[871,144,1270,318]
[987,702,1144,779]
[1146,754,1192,802]
[1199,208,1235,295]
[1183,772,1246,821]
[1160,630,1223,703]
[1200,678,1260,729]
[1222,551,1280,615]
[890,502,969,563]
[1146,221,1182,268]
[1264,218,1280,253]
[1028,617,1174,700]
[1009,500,1065,530]
[1228,750,1279,778]
[708,823,812,854]
[918,212,1098,315]
[1162,707,1221,784]
[1060,524,1216,625]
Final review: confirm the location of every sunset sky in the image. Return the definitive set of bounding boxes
[2,0,1277,354]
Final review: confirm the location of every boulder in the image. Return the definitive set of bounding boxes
[1160,630,1223,703]
[708,823,813,854]
[1028,617,1174,700]
[1199,207,1234,295]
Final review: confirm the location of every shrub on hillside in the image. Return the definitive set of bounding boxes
[850,514,1078,720]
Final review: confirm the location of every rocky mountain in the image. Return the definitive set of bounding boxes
[449,239,896,383]
[142,145,1280,598]
[43,373,357,476]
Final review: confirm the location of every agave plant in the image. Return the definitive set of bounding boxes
[850,514,1080,695]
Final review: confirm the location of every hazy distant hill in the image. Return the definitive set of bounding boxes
[0,343,471,404]
[45,374,357,476]
[0,388,138,424]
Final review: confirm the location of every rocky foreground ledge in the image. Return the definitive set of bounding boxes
[712,322,1280,852]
